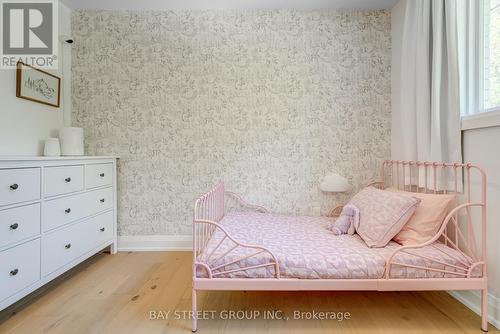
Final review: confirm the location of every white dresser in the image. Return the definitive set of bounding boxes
[0,156,118,310]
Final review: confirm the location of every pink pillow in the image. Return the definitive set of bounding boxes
[387,188,456,245]
[348,187,421,247]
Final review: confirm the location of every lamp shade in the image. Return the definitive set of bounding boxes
[320,174,351,193]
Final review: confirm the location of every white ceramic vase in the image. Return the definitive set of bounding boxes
[59,127,84,156]
[44,138,61,157]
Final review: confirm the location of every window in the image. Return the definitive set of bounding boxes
[461,0,500,130]
[484,0,500,111]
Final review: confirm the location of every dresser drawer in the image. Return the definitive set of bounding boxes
[42,211,113,276]
[44,165,84,197]
[0,168,40,207]
[0,239,40,302]
[0,203,40,249]
[43,187,113,231]
[93,211,114,246]
[42,221,90,276]
[85,163,113,189]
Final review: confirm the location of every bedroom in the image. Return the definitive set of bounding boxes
[0,0,499,332]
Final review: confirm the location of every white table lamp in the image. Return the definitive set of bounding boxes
[320,174,351,193]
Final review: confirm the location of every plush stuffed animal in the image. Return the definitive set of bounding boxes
[327,204,359,235]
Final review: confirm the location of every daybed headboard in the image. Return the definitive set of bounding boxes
[379,160,485,197]
[379,160,487,265]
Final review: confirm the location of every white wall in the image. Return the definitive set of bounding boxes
[458,127,500,328]
[0,2,72,156]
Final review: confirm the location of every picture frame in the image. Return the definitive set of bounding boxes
[16,61,61,108]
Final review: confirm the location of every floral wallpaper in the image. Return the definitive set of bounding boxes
[72,10,391,236]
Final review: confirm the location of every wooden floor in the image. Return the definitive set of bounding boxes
[0,251,496,334]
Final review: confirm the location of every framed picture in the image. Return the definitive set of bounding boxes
[16,61,61,108]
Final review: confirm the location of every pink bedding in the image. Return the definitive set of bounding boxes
[197,212,477,279]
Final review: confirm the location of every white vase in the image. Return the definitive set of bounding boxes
[59,127,84,156]
[44,138,61,157]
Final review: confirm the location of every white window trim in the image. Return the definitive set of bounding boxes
[462,108,500,130]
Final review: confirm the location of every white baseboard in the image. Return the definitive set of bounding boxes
[117,235,192,251]
[449,290,500,330]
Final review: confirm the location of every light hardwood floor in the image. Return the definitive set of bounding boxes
[0,251,497,334]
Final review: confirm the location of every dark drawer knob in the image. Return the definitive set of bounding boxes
[10,223,19,230]
[10,184,19,190]
[65,177,72,183]
[100,227,105,232]
[65,243,72,249]
[10,268,19,276]
[65,208,71,214]
[99,173,105,177]
[100,198,105,203]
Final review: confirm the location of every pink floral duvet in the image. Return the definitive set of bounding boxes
[197,212,477,279]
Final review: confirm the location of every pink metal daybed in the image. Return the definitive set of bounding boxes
[191,160,488,332]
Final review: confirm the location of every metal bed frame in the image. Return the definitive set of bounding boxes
[191,160,488,332]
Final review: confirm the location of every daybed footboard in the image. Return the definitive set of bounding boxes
[192,183,279,332]
[193,219,280,279]
[193,182,280,279]
[224,190,269,214]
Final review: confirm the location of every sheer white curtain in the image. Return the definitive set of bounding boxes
[397,0,462,163]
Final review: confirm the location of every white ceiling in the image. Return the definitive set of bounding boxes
[61,0,399,11]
